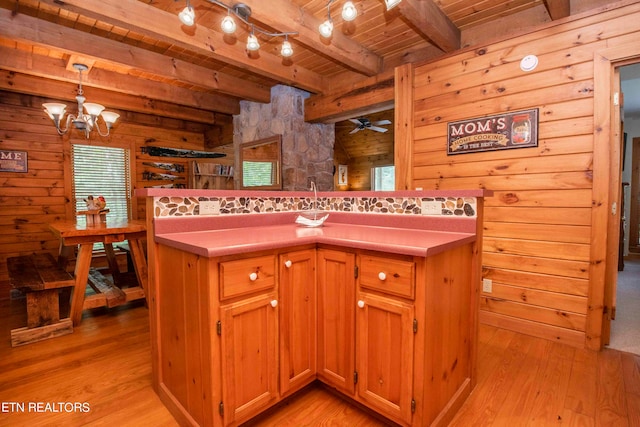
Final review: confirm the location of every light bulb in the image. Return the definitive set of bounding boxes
[281,40,293,57]
[178,6,195,26]
[43,103,67,120]
[246,34,260,51]
[384,0,402,10]
[319,19,333,38]
[101,111,120,126]
[83,102,105,116]
[342,1,357,21]
[221,15,236,34]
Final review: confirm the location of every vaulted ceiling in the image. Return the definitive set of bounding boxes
[0,0,589,127]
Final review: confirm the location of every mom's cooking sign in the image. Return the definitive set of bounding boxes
[447,108,538,155]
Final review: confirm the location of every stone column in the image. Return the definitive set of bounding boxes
[234,85,335,191]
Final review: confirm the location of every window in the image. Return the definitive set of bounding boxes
[371,165,395,191]
[71,144,131,225]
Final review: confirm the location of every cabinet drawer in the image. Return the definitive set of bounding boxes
[359,255,415,299]
[220,255,276,299]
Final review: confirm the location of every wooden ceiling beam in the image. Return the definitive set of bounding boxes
[0,46,241,116]
[0,8,271,104]
[237,0,383,76]
[305,71,395,123]
[396,0,460,53]
[36,0,327,94]
[543,0,571,20]
[0,70,222,124]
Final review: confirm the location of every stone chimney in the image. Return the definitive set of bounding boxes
[234,85,335,191]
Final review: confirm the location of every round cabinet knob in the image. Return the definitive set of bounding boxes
[378,272,387,281]
[284,260,292,268]
[357,300,365,308]
[249,272,258,281]
[270,300,278,308]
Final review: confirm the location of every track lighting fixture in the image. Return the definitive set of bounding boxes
[220,13,236,34]
[341,1,358,21]
[246,30,260,51]
[181,1,298,58]
[42,64,119,139]
[281,36,294,58]
[178,1,402,54]
[179,0,195,26]
[384,0,402,10]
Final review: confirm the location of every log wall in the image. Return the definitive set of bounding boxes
[407,2,640,347]
[0,90,232,286]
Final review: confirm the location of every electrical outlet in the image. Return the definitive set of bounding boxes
[421,201,442,216]
[482,278,492,293]
[199,200,220,215]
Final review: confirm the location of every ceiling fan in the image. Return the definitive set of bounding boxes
[348,118,392,134]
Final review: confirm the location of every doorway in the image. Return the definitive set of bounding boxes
[608,63,640,355]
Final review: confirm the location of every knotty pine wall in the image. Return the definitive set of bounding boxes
[0,90,233,286]
[406,2,640,348]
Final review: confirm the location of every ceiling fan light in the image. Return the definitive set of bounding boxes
[342,1,357,21]
[246,34,260,51]
[384,0,402,10]
[179,5,195,26]
[318,19,333,38]
[281,40,293,57]
[221,15,236,34]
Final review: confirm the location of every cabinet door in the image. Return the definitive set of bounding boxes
[279,249,317,396]
[356,292,414,425]
[220,292,279,426]
[317,248,356,395]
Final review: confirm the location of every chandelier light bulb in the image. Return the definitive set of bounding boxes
[83,102,106,117]
[281,40,293,57]
[179,5,195,26]
[221,14,236,34]
[384,0,402,10]
[43,103,67,121]
[101,111,120,127]
[246,33,260,51]
[319,19,333,38]
[342,1,357,21]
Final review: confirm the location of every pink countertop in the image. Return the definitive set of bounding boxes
[155,221,475,258]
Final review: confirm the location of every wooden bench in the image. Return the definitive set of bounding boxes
[7,253,74,347]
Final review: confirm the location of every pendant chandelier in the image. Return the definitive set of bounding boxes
[42,64,120,139]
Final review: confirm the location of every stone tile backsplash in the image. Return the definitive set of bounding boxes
[153,195,477,218]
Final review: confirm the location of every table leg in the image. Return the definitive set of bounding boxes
[104,243,122,286]
[71,243,94,326]
[128,239,148,299]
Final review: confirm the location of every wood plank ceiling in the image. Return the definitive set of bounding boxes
[0,0,575,155]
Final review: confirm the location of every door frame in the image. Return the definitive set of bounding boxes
[589,44,640,350]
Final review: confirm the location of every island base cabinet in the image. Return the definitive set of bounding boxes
[316,248,356,395]
[279,249,317,396]
[220,292,279,426]
[356,292,415,426]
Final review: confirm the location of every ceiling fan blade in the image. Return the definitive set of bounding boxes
[369,126,388,133]
[372,120,391,125]
[349,127,362,134]
[349,118,363,125]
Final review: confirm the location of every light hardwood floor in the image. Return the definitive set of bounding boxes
[1,296,639,426]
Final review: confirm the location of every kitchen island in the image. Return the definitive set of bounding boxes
[137,189,490,427]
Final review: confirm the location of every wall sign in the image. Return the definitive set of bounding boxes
[0,150,28,172]
[447,108,538,155]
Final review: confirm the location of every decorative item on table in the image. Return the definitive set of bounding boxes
[78,195,109,226]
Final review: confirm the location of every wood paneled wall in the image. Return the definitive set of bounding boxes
[0,90,232,285]
[406,3,640,348]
